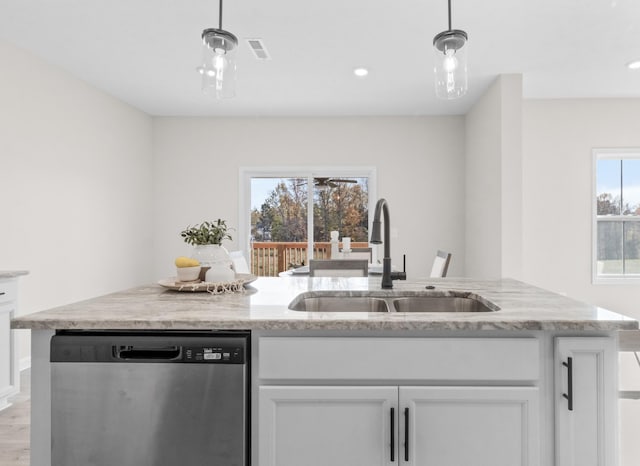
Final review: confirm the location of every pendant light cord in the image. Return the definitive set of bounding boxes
[218,0,223,29]
[448,0,452,31]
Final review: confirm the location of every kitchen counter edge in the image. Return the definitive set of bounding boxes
[11,277,639,332]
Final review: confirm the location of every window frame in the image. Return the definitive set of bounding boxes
[238,165,377,261]
[592,148,640,284]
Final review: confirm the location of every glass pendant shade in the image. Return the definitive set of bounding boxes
[433,29,468,99]
[200,28,238,99]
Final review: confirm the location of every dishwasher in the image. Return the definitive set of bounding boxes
[50,330,249,466]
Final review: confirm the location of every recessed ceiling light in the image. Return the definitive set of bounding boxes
[353,67,369,78]
[627,60,640,70]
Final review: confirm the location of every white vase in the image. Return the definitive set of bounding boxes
[205,263,236,282]
[191,244,232,268]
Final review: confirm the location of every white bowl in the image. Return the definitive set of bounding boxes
[176,266,201,282]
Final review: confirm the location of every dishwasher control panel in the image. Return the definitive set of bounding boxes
[51,332,248,364]
[185,345,245,363]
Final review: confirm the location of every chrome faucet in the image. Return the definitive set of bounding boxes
[370,198,407,288]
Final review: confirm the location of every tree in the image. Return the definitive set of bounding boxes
[252,177,369,242]
[252,200,276,241]
[313,179,368,242]
[597,193,620,215]
[270,180,307,242]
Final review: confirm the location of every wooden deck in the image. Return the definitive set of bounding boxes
[251,241,369,276]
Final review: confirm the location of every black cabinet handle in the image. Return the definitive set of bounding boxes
[390,407,395,462]
[113,345,181,361]
[0,292,5,296]
[404,407,409,461]
[562,356,573,411]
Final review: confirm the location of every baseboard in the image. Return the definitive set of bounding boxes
[19,356,31,371]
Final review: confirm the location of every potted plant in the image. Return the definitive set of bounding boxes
[180,219,233,246]
[180,220,235,274]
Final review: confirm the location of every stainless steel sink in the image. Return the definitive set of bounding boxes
[289,296,389,312]
[392,296,495,313]
[288,291,499,313]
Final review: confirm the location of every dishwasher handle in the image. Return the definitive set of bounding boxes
[113,345,182,361]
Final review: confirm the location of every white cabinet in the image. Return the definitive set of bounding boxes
[259,337,540,381]
[402,386,539,466]
[259,385,539,466]
[257,335,619,466]
[555,337,617,466]
[258,336,542,466]
[0,277,20,411]
[259,386,397,466]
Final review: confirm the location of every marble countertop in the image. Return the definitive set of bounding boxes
[0,270,29,279]
[11,277,638,331]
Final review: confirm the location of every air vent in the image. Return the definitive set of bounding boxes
[246,38,271,60]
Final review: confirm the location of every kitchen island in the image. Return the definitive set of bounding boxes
[12,277,638,466]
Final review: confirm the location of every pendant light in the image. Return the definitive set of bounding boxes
[197,0,238,99]
[433,0,468,100]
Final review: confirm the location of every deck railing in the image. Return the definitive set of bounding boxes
[251,241,370,276]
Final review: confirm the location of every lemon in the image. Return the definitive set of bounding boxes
[175,256,200,268]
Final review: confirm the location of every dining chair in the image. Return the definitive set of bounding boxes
[430,250,452,278]
[229,250,250,274]
[309,259,368,277]
[343,247,372,262]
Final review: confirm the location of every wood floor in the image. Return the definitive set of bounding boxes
[0,370,31,466]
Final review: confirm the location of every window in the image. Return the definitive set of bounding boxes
[593,149,640,281]
[239,167,376,276]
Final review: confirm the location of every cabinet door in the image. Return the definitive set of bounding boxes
[555,337,617,466]
[0,279,19,410]
[400,386,539,466]
[259,386,397,466]
[0,310,11,404]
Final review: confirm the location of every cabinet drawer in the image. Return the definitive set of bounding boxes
[259,337,540,381]
[0,282,16,305]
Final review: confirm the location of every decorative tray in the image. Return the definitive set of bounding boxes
[158,273,258,293]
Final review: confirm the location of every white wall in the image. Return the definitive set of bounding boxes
[152,116,466,280]
[522,99,640,318]
[0,40,154,363]
[465,75,523,279]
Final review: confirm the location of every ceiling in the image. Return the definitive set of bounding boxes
[1,0,639,117]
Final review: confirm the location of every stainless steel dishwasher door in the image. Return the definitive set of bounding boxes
[51,332,248,466]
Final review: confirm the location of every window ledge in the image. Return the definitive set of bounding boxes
[593,276,640,285]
